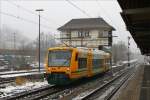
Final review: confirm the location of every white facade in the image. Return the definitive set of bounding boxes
[60,29,110,48]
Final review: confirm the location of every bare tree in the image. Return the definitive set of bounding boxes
[34,32,56,63]
[112,41,128,64]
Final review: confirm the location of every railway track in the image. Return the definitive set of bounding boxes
[55,66,137,100]
[0,78,15,88]
[0,79,14,85]
[2,85,58,100]
[0,65,138,100]
[38,67,131,100]
[0,73,112,100]
[80,66,137,100]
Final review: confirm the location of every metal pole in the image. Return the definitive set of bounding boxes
[13,32,16,71]
[36,9,43,72]
[39,13,41,72]
[0,0,1,49]
[81,37,83,47]
[14,33,16,50]
[128,36,130,67]
[81,33,83,47]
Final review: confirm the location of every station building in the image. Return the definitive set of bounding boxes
[57,18,115,49]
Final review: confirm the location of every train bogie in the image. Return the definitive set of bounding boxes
[45,73,75,85]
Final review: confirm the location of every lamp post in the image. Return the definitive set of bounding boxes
[35,9,44,72]
[128,36,130,67]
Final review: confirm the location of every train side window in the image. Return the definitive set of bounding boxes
[92,59,103,68]
[78,58,87,69]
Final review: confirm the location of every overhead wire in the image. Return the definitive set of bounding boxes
[1,11,69,48]
[96,0,124,42]
[2,1,66,47]
[6,0,59,25]
[65,0,92,17]
[5,0,92,30]
[0,11,55,30]
[6,0,37,15]
[5,0,63,45]
[3,0,104,47]
[65,0,120,30]
[96,0,118,29]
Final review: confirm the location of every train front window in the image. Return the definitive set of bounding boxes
[48,50,71,67]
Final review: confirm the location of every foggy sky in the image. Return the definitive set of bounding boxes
[0,0,140,53]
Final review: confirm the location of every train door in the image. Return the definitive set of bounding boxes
[77,50,88,77]
[103,58,107,72]
[87,49,92,77]
[105,59,108,71]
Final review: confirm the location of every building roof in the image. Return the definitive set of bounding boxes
[58,18,115,31]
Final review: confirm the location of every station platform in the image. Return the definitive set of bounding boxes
[140,65,150,100]
[111,64,150,100]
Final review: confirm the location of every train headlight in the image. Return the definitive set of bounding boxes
[66,68,70,74]
[46,71,51,74]
[66,68,70,71]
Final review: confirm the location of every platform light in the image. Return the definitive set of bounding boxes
[35,9,44,72]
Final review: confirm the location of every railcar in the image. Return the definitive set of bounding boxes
[44,47,111,85]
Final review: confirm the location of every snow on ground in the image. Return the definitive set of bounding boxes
[0,80,49,98]
[112,65,117,68]
[72,90,92,100]
[0,69,45,75]
[0,71,45,78]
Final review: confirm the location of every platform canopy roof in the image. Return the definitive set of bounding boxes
[117,0,150,55]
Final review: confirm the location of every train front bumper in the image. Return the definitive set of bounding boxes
[45,73,74,85]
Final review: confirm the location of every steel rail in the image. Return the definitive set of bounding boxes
[0,79,14,85]
[81,67,133,100]
[45,65,133,100]
[2,85,55,100]
[105,66,137,100]
[28,87,64,100]
[1,64,137,100]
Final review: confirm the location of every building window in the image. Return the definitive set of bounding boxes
[66,33,70,37]
[78,31,82,37]
[85,31,89,37]
[102,31,108,37]
[98,31,103,38]
[98,31,108,38]
[78,31,89,37]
